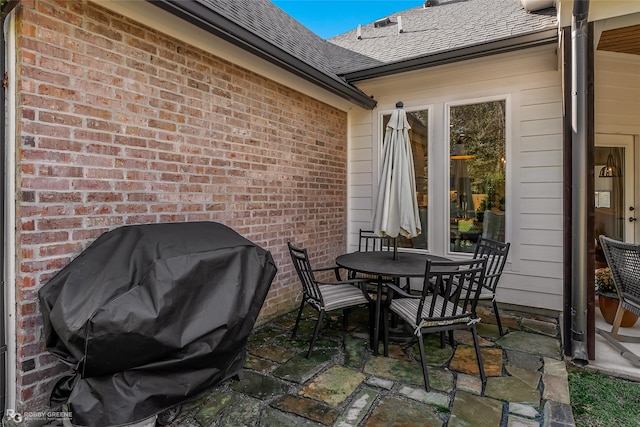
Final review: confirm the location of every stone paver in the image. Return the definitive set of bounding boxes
[365,376,394,389]
[300,365,365,406]
[485,376,541,405]
[194,392,239,426]
[509,402,540,419]
[450,346,503,376]
[261,407,324,427]
[455,329,495,347]
[363,354,425,386]
[365,397,443,427]
[333,388,378,427]
[152,305,573,427]
[498,331,562,360]
[507,349,544,371]
[250,343,297,363]
[544,357,569,377]
[506,364,542,389]
[343,336,367,368]
[411,334,454,365]
[456,372,484,395]
[542,373,571,404]
[272,349,333,383]
[272,395,339,425]
[364,356,455,392]
[398,385,451,409]
[229,371,289,400]
[217,396,262,426]
[449,390,503,427]
[508,414,540,427]
[244,354,276,372]
[521,318,558,337]
[543,400,576,427]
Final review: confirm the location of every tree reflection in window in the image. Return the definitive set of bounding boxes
[449,100,506,253]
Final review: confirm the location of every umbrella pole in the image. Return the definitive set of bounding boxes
[393,237,398,260]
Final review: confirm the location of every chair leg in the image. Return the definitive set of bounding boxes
[471,325,486,395]
[417,332,431,391]
[307,310,325,359]
[292,300,306,339]
[610,306,625,337]
[493,299,504,336]
[382,307,389,357]
[368,302,375,349]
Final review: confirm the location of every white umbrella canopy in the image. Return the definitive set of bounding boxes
[372,105,422,239]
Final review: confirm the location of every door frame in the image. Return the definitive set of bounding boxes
[595,133,637,244]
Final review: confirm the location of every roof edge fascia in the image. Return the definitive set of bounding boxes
[147,0,377,110]
[342,28,559,83]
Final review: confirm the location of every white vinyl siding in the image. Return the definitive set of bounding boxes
[595,51,640,135]
[347,45,565,311]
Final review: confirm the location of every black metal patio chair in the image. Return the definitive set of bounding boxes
[358,229,397,254]
[383,258,487,392]
[472,237,511,335]
[598,235,640,366]
[288,242,371,358]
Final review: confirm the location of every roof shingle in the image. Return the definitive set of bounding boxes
[328,0,557,75]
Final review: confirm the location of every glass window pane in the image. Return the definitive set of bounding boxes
[382,109,429,250]
[449,100,506,254]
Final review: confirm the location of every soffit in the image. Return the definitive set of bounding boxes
[597,24,640,55]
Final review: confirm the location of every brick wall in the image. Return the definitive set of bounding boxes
[14,0,348,411]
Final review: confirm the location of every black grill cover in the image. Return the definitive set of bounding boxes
[39,222,277,426]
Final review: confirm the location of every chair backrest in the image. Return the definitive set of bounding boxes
[288,242,323,306]
[417,258,487,325]
[359,229,397,254]
[599,235,640,304]
[482,210,505,241]
[474,237,510,293]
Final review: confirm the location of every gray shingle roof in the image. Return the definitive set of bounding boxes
[328,0,557,75]
[199,0,339,79]
[155,0,557,108]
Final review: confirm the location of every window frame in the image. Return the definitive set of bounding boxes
[376,104,432,253]
[374,94,511,257]
[444,95,511,257]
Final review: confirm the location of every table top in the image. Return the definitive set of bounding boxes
[335,251,451,278]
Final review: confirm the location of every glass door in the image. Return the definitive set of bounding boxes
[594,134,636,268]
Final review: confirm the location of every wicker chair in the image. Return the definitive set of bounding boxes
[598,235,640,366]
[288,242,371,358]
[383,258,488,392]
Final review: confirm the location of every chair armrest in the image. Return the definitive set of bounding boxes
[312,265,342,281]
[386,282,420,300]
[316,278,369,287]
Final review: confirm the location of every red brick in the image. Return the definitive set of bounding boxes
[14,0,348,413]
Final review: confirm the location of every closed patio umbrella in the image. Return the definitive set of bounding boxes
[372,103,421,240]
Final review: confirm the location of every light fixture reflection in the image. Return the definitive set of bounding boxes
[450,143,475,160]
[599,149,621,178]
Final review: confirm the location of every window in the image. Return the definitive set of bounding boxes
[382,109,429,250]
[378,99,506,255]
[449,100,506,253]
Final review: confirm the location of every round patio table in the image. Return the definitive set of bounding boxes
[335,251,452,355]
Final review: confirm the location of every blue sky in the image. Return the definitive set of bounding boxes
[272,1,421,39]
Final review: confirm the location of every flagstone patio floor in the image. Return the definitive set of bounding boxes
[163,304,575,427]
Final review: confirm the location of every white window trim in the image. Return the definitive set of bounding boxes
[373,94,512,258]
[444,95,512,258]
